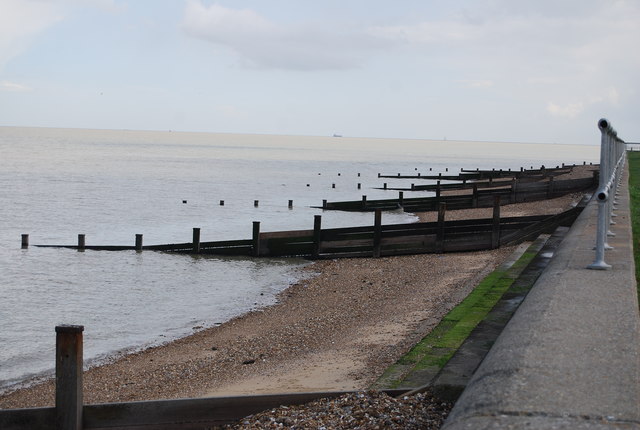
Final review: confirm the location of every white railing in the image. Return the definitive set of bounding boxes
[587,118,627,270]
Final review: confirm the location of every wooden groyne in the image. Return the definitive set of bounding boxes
[0,326,408,430]
[28,197,587,259]
[319,175,596,212]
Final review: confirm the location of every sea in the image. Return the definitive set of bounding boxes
[0,126,600,393]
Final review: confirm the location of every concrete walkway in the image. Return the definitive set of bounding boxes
[443,166,640,429]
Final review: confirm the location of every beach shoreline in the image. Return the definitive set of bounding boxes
[0,167,592,409]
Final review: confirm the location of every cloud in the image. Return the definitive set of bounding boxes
[547,87,620,119]
[181,0,394,71]
[459,79,494,89]
[546,102,584,119]
[0,80,32,92]
[0,0,64,70]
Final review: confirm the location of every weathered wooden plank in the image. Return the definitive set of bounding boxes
[0,407,55,430]
[198,246,252,256]
[200,239,253,248]
[83,389,408,429]
[260,229,314,240]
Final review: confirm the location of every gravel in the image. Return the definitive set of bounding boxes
[222,390,452,430]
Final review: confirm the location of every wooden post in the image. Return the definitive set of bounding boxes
[135,234,143,252]
[55,325,84,430]
[357,183,361,189]
[192,228,200,254]
[547,176,555,198]
[384,183,387,190]
[77,234,85,252]
[398,191,404,207]
[254,200,259,207]
[21,234,29,249]
[252,222,260,257]
[332,183,335,189]
[219,200,224,206]
[472,184,478,208]
[288,200,293,208]
[312,215,322,259]
[492,196,501,249]
[510,178,517,203]
[437,203,446,253]
[361,195,367,210]
[322,199,327,209]
[436,181,441,203]
[373,209,382,258]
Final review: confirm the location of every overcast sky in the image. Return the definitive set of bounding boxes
[1,0,638,145]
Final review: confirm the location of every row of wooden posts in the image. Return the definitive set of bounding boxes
[22,196,502,257]
[24,194,584,259]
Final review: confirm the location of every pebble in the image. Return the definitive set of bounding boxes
[222,390,452,429]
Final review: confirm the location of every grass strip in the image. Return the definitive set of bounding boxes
[627,151,640,303]
[375,240,544,388]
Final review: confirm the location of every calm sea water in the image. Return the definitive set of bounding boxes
[0,127,599,392]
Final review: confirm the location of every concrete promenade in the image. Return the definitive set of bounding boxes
[443,166,640,429]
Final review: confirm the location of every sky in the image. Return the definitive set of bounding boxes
[0,0,639,145]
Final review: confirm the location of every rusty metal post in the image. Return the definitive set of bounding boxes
[55,325,84,430]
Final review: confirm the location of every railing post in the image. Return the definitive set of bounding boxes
[55,325,84,430]
[373,209,382,258]
[361,195,367,210]
[510,178,517,203]
[252,221,261,257]
[491,196,501,249]
[312,215,322,259]
[192,228,201,254]
[588,118,628,269]
[398,191,404,208]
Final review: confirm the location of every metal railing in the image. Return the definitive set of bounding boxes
[588,118,627,270]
